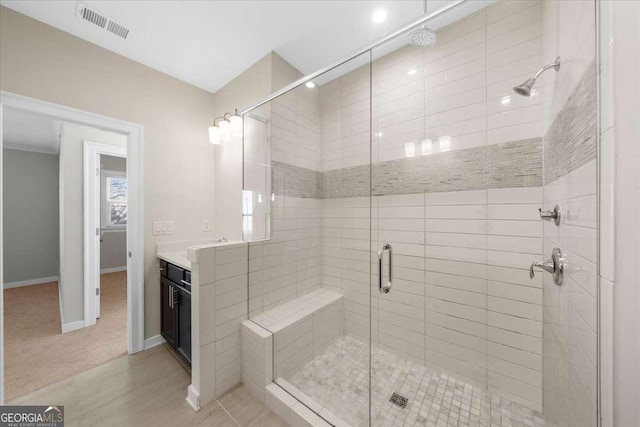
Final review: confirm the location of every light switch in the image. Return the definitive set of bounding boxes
[152,221,175,235]
[203,220,211,232]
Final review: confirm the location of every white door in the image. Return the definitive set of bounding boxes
[83,140,126,326]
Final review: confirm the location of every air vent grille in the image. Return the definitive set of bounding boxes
[107,20,130,39]
[77,2,131,40]
[80,6,107,28]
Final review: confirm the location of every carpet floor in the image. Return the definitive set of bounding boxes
[3,271,127,400]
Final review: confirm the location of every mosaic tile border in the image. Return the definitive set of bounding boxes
[273,139,542,199]
[272,160,322,199]
[544,58,597,184]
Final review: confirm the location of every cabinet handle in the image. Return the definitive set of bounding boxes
[169,285,174,309]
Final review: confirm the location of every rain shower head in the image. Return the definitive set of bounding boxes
[409,0,437,47]
[409,27,437,47]
[513,56,561,97]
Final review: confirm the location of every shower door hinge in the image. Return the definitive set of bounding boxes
[96,288,100,296]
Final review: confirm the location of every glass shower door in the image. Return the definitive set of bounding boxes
[243,51,373,427]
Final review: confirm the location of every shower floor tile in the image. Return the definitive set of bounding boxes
[286,336,545,427]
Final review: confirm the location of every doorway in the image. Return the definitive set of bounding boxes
[0,91,145,404]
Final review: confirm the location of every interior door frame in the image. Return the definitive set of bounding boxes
[83,140,127,326]
[0,91,145,404]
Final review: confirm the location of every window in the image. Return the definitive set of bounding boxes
[102,170,127,229]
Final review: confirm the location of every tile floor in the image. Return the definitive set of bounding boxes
[286,336,546,427]
[11,344,287,427]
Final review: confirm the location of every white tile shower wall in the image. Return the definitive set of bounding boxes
[274,298,343,379]
[541,0,597,425]
[542,160,598,427]
[249,196,323,317]
[241,320,273,402]
[541,0,596,134]
[271,53,322,172]
[321,188,543,410]
[319,0,544,171]
[189,242,249,406]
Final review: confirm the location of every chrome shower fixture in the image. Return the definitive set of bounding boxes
[409,0,437,47]
[513,56,561,97]
[409,26,437,47]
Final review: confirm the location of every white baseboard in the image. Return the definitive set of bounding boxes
[100,266,127,274]
[144,334,165,350]
[3,275,59,289]
[186,384,200,411]
[61,320,84,334]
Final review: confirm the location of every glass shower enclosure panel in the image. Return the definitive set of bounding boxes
[243,52,373,426]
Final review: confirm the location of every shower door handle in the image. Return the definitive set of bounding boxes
[378,243,392,294]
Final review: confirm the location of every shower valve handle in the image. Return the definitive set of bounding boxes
[530,248,565,286]
[538,205,561,226]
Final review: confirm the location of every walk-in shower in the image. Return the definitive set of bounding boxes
[241,1,600,426]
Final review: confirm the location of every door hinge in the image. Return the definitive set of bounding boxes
[96,167,100,176]
[129,251,132,258]
[96,288,100,296]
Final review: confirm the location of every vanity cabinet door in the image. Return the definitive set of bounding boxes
[161,277,177,347]
[176,286,192,365]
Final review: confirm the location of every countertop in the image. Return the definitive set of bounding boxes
[157,251,191,270]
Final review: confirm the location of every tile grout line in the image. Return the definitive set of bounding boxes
[216,398,243,427]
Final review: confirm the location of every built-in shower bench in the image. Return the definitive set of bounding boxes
[240,287,346,426]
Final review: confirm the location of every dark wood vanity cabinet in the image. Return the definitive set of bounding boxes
[160,277,177,348]
[160,260,191,367]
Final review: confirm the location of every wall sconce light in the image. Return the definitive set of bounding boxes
[404,142,416,158]
[439,135,451,152]
[421,139,433,155]
[208,109,242,145]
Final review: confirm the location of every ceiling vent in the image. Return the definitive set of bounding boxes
[76,2,131,39]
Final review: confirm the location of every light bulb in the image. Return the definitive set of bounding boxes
[439,135,451,152]
[404,142,416,158]
[230,115,242,138]
[208,125,221,145]
[421,139,433,155]
[219,120,231,141]
[372,9,387,24]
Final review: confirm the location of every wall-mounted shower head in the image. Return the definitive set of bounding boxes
[513,56,561,97]
[514,78,537,97]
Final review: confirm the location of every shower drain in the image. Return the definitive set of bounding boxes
[389,392,408,408]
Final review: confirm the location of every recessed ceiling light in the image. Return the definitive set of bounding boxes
[305,81,316,89]
[372,9,387,24]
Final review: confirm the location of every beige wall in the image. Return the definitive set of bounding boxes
[212,53,273,240]
[0,6,218,338]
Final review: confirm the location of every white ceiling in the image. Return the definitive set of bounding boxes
[0,0,494,94]
[2,108,61,154]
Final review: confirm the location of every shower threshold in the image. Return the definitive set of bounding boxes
[284,336,545,427]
